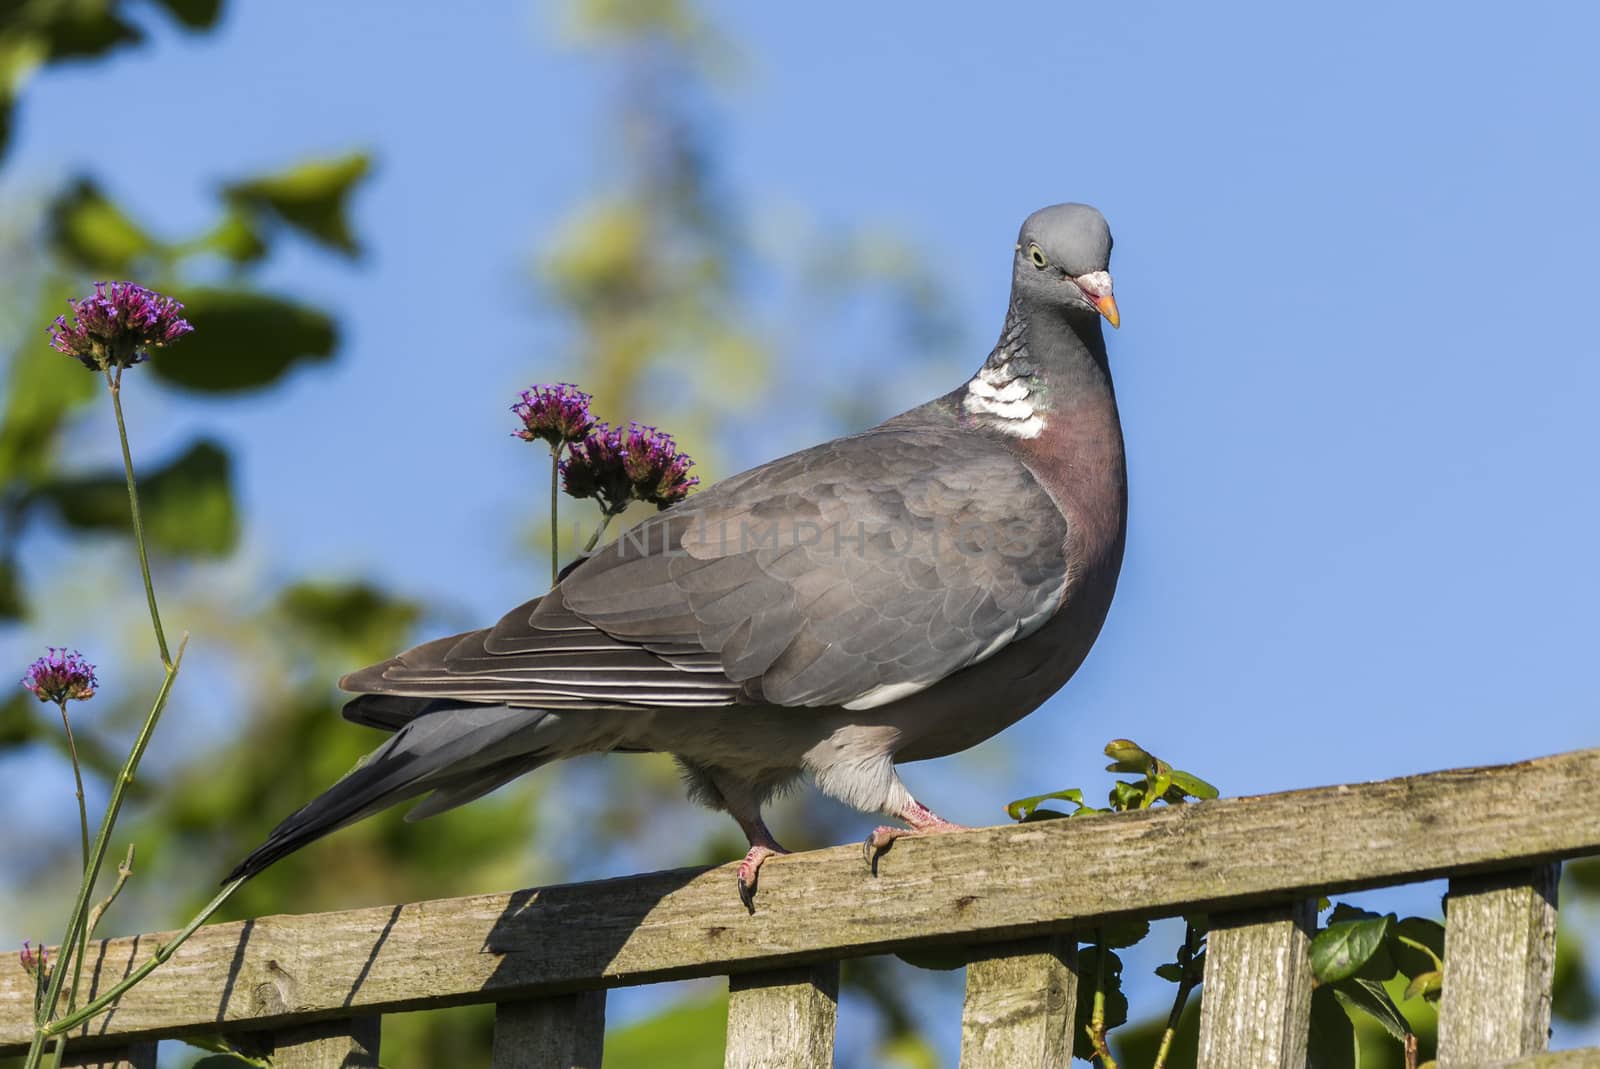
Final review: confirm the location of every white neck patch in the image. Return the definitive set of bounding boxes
[963,313,1044,438]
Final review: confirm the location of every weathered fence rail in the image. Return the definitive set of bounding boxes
[6,746,1600,1067]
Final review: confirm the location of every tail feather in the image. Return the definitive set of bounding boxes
[225,703,549,882]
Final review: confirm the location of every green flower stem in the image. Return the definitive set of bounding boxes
[42,876,247,1040]
[1152,980,1196,1069]
[54,700,89,872]
[105,367,171,668]
[583,506,624,554]
[23,639,187,1069]
[1087,930,1119,1069]
[549,448,561,586]
[84,845,136,949]
[1152,924,1202,1069]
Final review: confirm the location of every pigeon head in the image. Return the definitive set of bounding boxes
[1012,203,1119,329]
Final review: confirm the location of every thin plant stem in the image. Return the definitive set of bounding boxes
[22,640,187,1069]
[49,846,137,1069]
[105,367,170,668]
[549,449,561,586]
[84,845,136,947]
[1152,981,1196,1069]
[1087,929,1119,1069]
[43,876,247,1039]
[54,700,89,872]
[1152,923,1203,1069]
[583,507,622,554]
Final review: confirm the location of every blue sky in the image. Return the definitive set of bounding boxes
[3,0,1598,1052]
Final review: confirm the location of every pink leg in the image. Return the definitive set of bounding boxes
[732,812,790,913]
[864,799,968,870]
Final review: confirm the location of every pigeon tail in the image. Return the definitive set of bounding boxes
[224,703,552,883]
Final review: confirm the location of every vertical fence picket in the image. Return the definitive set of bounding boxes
[491,993,607,1069]
[1195,900,1315,1069]
[59,1044,158,1068]
[1437,865,1560,1064]
[725,963,839,1069]
[959,935,1078,1069]
[270,1016,382,1069]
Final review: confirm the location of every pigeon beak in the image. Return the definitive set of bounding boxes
[1072,271,1120,329]
[1094,294,1120,329]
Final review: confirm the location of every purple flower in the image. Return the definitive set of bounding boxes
[619,423,699,508]
[48,281,194,371]
[560,422,632,512]
[561,422,700,514]
[20,648,97,705]
[512,384,595,449]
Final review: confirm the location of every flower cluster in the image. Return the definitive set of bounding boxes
[19,941,46,977]
[48,281,193,371]
[620,424,699,508]
[512,383,595,449]
[561,421,698,513]
[20,648,97,705]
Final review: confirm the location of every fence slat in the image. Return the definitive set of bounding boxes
[1195,900,1315,1069]
[271,1016,381,1069]
[491,993,606,1069]
[959,935,1077,1069]
[1438,865,1560,1064]
[60,1044,157,1069]
[1479,1049,1600,1068]
[725,964,839,1069]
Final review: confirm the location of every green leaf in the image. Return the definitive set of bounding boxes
[46,177,157,271]
[1142,767,1172,808]
[146,288,337,393]
[1308,985,1357,1069]
[40,438,237,556]
[223,153,372,257]
[1005,787,1082,822]
[34,6,143,62]
[1402,970,1442,1003]
[0,557,24,620]
[1552,925,1596,1022]
[149,0,224,29]
[1154,962,1184,982]
[191,209,269,264]
[1567,857,1600,893]
[1103,737,1153,773]
[277,582,423,656]
[0,306,98,483]
[1109,779,1143,811]
[1332,977,1412,1043]
[892,944,970,971]
[1392,917,1446,977]
[1094,919,1150,950]
[1167,768,1220,800]
[1311,916,1392,984]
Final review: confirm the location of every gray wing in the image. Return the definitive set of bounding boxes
[344,421,1071,714]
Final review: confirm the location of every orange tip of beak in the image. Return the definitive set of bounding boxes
[1095,294,1120,329]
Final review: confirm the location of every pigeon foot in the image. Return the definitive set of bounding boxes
[863,800,967,873]
[737,843,789,913]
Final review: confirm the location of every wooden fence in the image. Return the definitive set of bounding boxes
[6,746,1600,1068]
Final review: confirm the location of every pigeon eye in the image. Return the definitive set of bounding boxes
[1027,244,1048,269]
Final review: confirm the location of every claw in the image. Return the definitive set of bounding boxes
[738,872,758,914]
[735,843,784,914]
